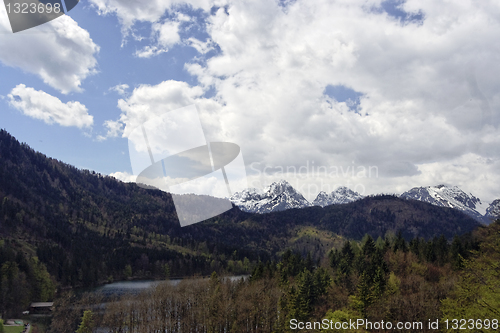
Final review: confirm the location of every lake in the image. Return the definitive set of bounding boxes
[93,275,249,333]
[93,275,249,297]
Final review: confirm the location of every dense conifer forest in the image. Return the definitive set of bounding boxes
[1,129,497,331]
[48,221,499,332]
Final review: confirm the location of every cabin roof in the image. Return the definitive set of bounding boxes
[30,302,54,308]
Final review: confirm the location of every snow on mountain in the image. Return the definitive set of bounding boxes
[485,199,500,221]
[400,185,489,223]
[312,186,364,207]
[230,180,311,214]
[230,181,497,224]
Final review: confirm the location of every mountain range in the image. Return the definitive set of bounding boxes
[229,180,312,213]
[0,128,491,291]
[230,181,498,224]
[313,186,365,207]
[400,185,491,224]
[229,182,365,213]
[486,199,500,220]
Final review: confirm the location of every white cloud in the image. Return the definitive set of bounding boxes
[109,171,137,183]
[135,20,182,58]
[187,37,215,54]
[109,170,241,198]
[89,0,217,53]
[108,80,214,138]
[97,119,124,141]
[185,0,500,202]
[89,0,215,31]
[8,84,93,129]
[89,0,221,56]
[170,175,232,197]
[155,21,182,47]
[0,13,99,94]
[135,45,168,58]
[109,84,130,96]
[102,0,500,202]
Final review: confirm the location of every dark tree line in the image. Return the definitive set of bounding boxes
[0,239,55,318]
[55,221,499,333]
[0,128,489,325]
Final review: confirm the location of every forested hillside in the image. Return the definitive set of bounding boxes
[0,129,482,318]
[51,221,499,333]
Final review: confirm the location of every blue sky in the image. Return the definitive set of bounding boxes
[1,0,499,205]
[1,1,209,173]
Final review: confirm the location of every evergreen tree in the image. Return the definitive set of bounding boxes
[76,310,95,333]
[450,235,465,270]
[361,235,376,256]
[409,237,423,259]
[393,231,407,253]
[425,240,437,262]
[335,241,355,289]
[356,271,374,316]
[305,252,314,272]
[296,269,314,319]
[372,266,386,297]
[441,221,500,320]
[250,262,265,281]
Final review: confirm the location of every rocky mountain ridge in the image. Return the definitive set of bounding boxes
[230,181,498,224]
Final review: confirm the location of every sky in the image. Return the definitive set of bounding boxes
[0,0,499,205]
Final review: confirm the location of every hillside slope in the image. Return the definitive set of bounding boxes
[0,129,480,290]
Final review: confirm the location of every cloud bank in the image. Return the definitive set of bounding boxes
[8,84,93,129]
[98,0,500,202]
[0,12,100,94]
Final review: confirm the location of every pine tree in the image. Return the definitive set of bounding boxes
[450,235,465,270]
[441,221,500,320]
[296,270,314,319]
[361,235,376,256]
[393,231,407,253]
[76,310,95,333]
[357,272,374,316]
[372,266,386,298]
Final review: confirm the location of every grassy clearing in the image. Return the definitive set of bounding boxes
[4,325,25,333]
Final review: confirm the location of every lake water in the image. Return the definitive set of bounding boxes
[93,275,248,297]
[93,280,171,297]
[93,276,249,332]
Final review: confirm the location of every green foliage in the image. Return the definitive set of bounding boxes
[30,257,55,301]
[393,231,408,253]
[330,241,356,290]
[45,222,500,332]
[0,129,494,331]
[0,130,265,290]
[441,221,500,322]
[0,319,4,333]
[321,229,485,330]
[0,241,55,317]
[163,263,170,279]
[280,254,331,322]
[322,309,367,332]
[250,262,265,281]
[76,310,95,333]
[124,264,132,278]
[281,250,306,275]
[49,291,104,333]
[385,272,400,295]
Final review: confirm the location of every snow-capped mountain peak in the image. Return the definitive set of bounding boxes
[312,186,364,207]
[229,187,263,203]
[486,199,500,221]
[230,182,497,224]
[230,180,311,214]
[400,184,487,223]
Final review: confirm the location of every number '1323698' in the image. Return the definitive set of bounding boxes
[5,2,61,14]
